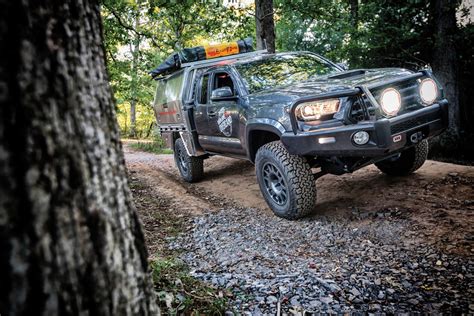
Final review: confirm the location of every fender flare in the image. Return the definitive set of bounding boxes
[245,119,286,161]
[245,118,286,139]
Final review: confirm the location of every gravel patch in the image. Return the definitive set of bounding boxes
[170,208,473,314]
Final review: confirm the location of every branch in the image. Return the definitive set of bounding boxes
[245,7,276,21]
[259,10,276,21]
[102,4,160,48]
[106,49,118,64]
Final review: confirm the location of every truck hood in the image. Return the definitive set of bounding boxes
[251,68,414,100]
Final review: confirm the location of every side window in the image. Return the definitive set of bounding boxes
[213,72,235,95]
[187,69,196,101]
[199,74,210,104]
[153,72,183,109]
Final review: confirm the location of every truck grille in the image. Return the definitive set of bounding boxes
[349,97,367,122]
[390,111,440,134]
[370,79,424,115]
[349,96,376,123]
[348,76,427,123]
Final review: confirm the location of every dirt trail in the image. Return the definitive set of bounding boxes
[124,144,474,254]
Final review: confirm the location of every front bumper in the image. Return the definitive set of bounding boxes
[281,100,448,157]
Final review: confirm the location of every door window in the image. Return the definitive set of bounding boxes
[198,74,210,104]
[213,72,235,95]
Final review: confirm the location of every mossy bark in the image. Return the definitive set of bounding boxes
[0,0,158,315]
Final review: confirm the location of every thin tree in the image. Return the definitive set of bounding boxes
[129,5,141,138]
[255,0,276,53]
[349,0,359,28]
[0,0,158,315]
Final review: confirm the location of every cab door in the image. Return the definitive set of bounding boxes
[193,72,212,136]
[202,70,245,155]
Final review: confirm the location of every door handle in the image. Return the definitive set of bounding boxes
[208,111,217,117]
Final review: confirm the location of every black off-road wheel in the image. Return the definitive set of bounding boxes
[255,141,317,220]
[375,139,428,176]
[174,138,204,183]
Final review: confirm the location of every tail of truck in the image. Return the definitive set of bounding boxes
[152,69,205,157]
[152,70,186,150]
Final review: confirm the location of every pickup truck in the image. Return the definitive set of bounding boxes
[152,49,448,219]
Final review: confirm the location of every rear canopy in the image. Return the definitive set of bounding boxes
[149,38,254,79]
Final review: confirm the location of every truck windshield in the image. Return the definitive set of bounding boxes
[235,54,339,94]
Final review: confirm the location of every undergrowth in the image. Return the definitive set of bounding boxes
[151,257,229,315]
[128,173,228,315]
[129,141,173,154]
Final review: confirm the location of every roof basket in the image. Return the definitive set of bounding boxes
[149,38,254,80]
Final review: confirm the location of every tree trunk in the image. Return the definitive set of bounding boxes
[129,42,139,139]
[431,0,460,137]
[349,0,359,28]
[255,0,276,53]
[0,1,158,315]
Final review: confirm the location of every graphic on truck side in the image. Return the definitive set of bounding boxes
[217,107,233,136]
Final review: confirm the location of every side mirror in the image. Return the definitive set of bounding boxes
[337,62,349,71]
[211,86,236,101]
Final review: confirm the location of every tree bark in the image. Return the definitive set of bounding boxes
[0,1,158,315]
[349,0,359,28]
[255,0,276,53]
[431,0,460,137]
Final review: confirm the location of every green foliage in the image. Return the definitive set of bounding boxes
[101,0,255,138]
[150,257,228,315]
[275,0,352,62]
[128,127,173,153]
[129,140,173,154]
[274,0,436,68]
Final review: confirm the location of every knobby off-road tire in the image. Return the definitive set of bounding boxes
[174,138,204,183]
[375,139,429,176]
[255,141,317,220]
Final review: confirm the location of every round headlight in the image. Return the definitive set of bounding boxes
[419,78,438,105]
[380,88,401,116]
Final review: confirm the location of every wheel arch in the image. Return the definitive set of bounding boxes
[246,120,286,162]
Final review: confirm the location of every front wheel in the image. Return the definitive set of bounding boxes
[174,138,204,183]
[375,139,428,176]
[255,141,317,220]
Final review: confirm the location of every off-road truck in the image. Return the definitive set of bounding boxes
[151,44,448,219]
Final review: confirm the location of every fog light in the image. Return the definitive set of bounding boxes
[353,131,369,145]
[318,137,336,144]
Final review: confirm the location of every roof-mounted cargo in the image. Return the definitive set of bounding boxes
[149,38,258,80]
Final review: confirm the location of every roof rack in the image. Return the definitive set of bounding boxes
[151,49,269,81]
[180,49,269,68]
[150,38,265,80]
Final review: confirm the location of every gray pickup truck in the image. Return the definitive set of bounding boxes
[152,49,448,219]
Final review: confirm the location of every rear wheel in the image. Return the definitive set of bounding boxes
[375,140,428,176]
[255,141,317,220]
[174,138,204,183]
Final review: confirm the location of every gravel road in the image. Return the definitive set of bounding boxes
[124,144,474,314]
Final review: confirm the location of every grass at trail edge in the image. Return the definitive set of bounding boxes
[128,174,229,315]
[129,141,173,154]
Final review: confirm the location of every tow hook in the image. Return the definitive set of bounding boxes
[410,131,423,143]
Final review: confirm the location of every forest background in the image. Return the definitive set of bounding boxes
[101,0,474,161]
